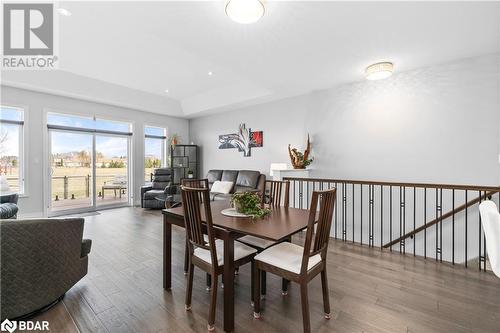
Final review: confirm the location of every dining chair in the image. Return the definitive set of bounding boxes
[252,188,336,333]
[479,200,500,278]
[237,180,291,295]
[180,179,210,276]
[181,185,257,331]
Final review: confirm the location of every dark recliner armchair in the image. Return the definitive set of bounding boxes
[141,168,174,209]
[0,218,91,320]
[0,193,19,219]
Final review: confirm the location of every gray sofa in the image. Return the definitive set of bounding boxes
[206,169,266,200]
[1,193,18,219]
[0,218,91,320]
[141,168,174,209]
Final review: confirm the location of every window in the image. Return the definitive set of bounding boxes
[0,106,24,194]
[145,126,167,182]
[47,112,132,213]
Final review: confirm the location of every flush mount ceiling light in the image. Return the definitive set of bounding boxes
[365,62,394,80]
[225,0,265,24]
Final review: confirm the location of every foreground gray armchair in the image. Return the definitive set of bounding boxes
[0,218,91,320]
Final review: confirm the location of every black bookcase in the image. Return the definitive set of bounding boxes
[170,145,199,190]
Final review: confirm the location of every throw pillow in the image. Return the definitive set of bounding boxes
[211,181,233,194]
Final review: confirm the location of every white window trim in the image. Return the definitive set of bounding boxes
[144,125,168,183]
[0,104,28,197]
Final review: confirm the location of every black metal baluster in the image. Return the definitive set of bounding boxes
[369,185,373,247]
[352,183,355,243]
[452,189,455,265]
[299,180,303,209]
[334,182,338,239]
[380,185,383,249]
[483,191,487,272]
[399,186,403,253]
[478,191,482,271]
[403,186,406,254]
[390,186,393,252]
[360,185,363,245]
[465,190,468,268]
[371,185,375,247]
[413,187,416,256]
[435,188,439,261]
[439,188,443,262]
[306,181,309,210]
[424,188,427,259]
[343,183,347,241]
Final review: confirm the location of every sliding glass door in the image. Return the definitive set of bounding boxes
[96,135,129,207]
[49,131,94,213]
[47,113,132,215]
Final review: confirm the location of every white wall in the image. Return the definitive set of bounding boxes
[1,85,189,215]
[190,54,500,186]
[189,54,500,264]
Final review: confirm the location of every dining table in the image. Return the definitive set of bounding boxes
[162,199,312,332]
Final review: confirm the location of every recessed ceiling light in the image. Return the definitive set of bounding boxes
[225,0,265,24]
[164,89,169,93]
[365,62,394,80]
[57,8,72,16]
[208,71,213,76]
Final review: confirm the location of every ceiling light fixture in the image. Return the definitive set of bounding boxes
[225,0,265,24]
[164,89,169,93]
[365,62,394,80]
[57,8,72,16]
[208,71,213,76]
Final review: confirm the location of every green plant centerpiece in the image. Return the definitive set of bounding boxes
[230,192,271,219]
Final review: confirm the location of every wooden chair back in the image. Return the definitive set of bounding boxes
[181,179,209,202]
[181,185,219,268]
[300,188,336,275]
[264,180,290,207]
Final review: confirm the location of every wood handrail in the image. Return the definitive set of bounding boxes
[383,190,498,248]
[282,177,500,192]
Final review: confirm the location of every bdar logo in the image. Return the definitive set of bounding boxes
[0,319,17,333]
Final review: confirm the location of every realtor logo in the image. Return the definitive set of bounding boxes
[2,3,58,69]
[3,3,54,55]
[0,319,17,333]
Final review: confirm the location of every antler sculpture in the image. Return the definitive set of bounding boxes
[288,134,313,169]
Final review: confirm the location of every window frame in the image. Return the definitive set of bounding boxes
[144,125,168,182]
[0,105,26,195]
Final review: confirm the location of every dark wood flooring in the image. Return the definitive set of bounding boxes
[27,207,500,332]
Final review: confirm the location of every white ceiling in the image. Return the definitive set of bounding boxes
[2,1,499,118]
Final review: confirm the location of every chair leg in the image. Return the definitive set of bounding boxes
[300,282,311,333]
[253,266,261,318]
[206,273,211,291]
[260,270,267,296]
[184,240,189,275]
[208,272,218,331]
[185,264,194,311]
[251,262,255,304]
[321,269,331,319]
[281,278,289,295]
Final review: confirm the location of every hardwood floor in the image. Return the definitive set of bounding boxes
[28,207,500,333]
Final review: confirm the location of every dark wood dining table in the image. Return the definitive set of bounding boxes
[162,200,312,332]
